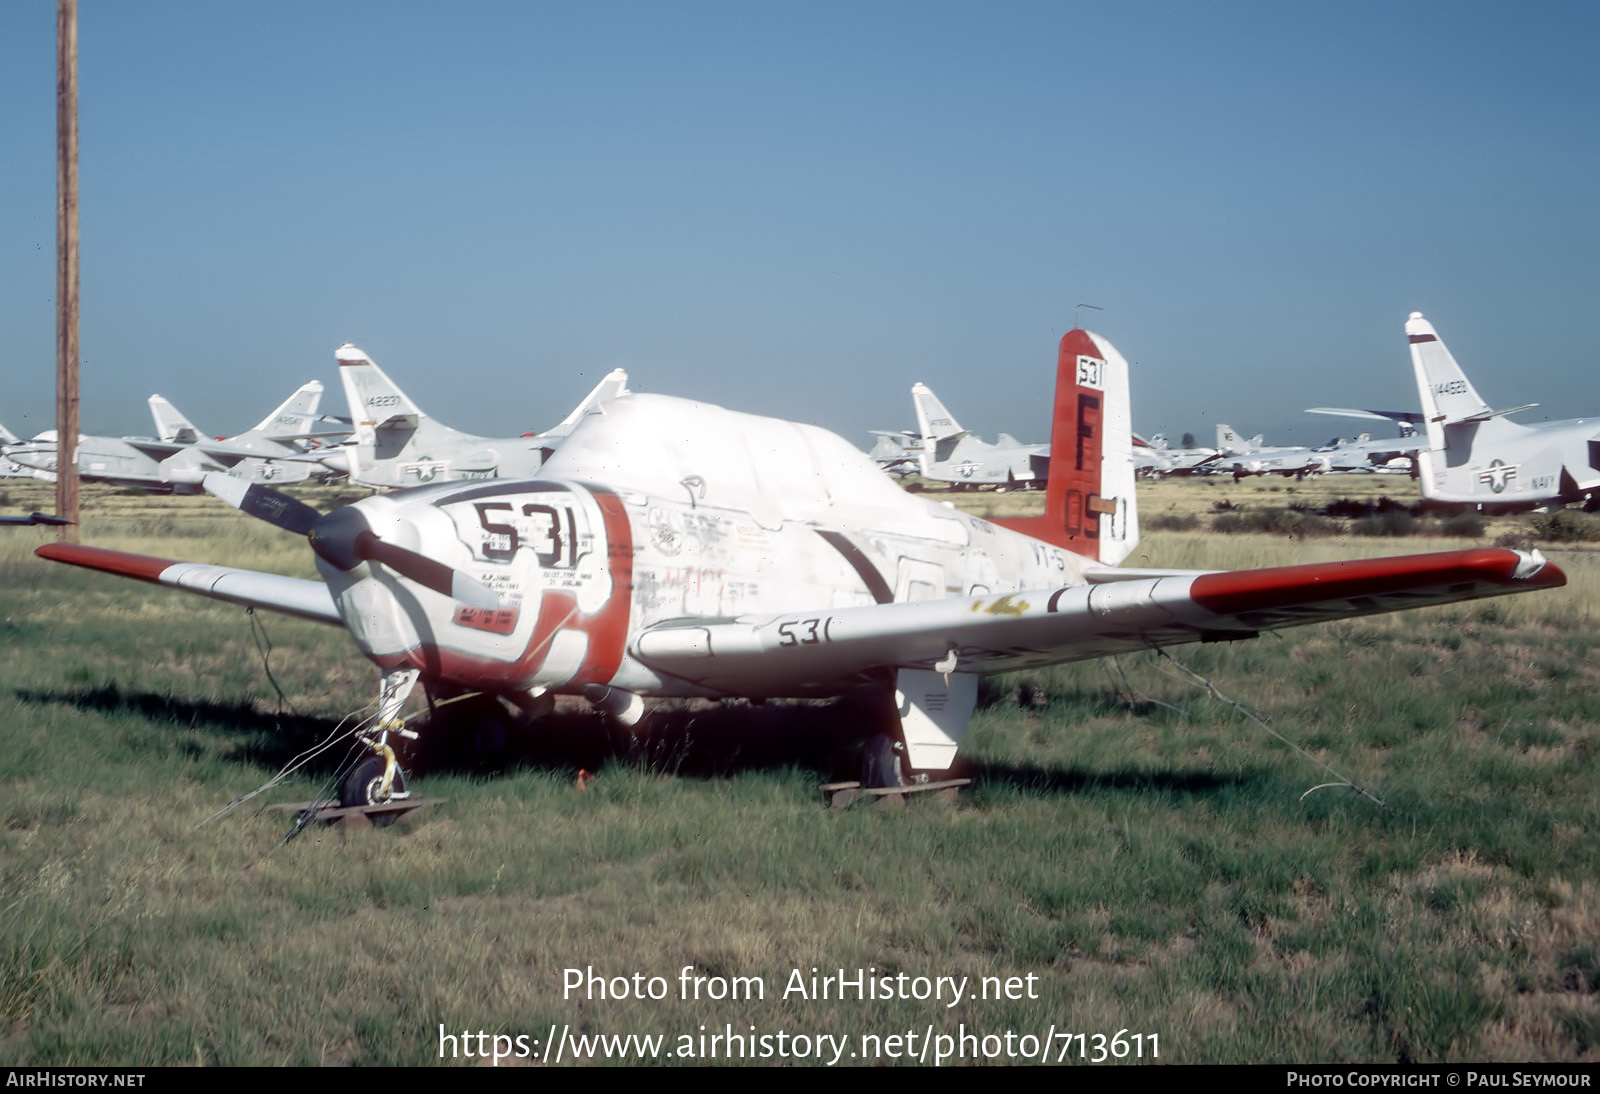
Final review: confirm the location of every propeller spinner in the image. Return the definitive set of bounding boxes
[203,474,500,610]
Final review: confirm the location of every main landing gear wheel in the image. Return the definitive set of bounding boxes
[860,733,909,789]
[339,755,408,820]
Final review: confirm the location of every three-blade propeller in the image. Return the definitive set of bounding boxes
[203,474,500,610]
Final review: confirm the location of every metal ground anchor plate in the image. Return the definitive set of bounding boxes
[267,797,447,829]
[818,779,970,810]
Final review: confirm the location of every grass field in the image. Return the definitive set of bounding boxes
[1,477,1596,1065]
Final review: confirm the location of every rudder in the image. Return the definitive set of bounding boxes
[994,328,1137,565]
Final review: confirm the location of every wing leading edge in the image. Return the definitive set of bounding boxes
[36,544,342,626]
[632,548,1565,694]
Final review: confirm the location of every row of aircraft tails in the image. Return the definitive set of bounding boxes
[870,386,1414,486]
[874,313,1592,510]
[1,354,632,493]
[3,383,344,490]
[32,323,1567,810]
[5,312,1589,520]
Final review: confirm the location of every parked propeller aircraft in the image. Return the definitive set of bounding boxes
[323,347,629,488]
[4,382,335,491]
[38,329,1566,808]
[910,381,1048,490]
[1400,313,1598,509]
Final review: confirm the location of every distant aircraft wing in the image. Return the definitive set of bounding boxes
[632,549,1563,692]
[1306,408,1426,425]
[124,438,316,464]
[0,512,73,526]
[36,544,342,625]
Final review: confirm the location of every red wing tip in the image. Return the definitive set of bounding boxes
[36,543,181,582]
[1190,548,1565,615]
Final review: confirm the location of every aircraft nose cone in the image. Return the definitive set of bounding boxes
[308,505,371,571]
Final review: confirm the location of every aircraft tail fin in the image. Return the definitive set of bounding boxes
[0,422,19,446]
[336,345,423,448]
[1407,313,1494,443]
[911,382,968,469]
[993,328,1138,566]
[543,368,630,440]
[1216,423,1249,453]
[148,396,204,444]
[238,381,324,444]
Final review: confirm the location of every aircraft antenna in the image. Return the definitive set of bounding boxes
[1073,303,1103,330]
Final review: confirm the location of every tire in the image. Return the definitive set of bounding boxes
[339,754,407,809]
[860,733,909,789]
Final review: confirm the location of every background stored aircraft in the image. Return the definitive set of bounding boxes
[908,381,1047,490]
[3,382,336,492]
[1405,313,1599,509]
[324,346,630,488]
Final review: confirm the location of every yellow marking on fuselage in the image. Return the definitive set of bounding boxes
[970,594,1030,616]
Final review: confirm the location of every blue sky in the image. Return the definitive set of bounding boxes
[3,1,1597,448]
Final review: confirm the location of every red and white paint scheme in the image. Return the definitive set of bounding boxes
[38,328,1566,799]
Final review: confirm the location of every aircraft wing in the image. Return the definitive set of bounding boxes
[1306,408,1426,425]
[35,544,342,626]
[124,438,327,464]
[632,549,1563,691]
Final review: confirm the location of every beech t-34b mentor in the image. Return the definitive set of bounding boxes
[37,331,1566,804]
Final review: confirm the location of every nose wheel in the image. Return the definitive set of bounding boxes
[337,667,421,818]
[339,754,409,809]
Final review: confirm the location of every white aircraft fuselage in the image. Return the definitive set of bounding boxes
[1418,415,1597,504]
[326,393,1089,699]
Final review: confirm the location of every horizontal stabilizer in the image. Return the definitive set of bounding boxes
[1440,403,1539,425]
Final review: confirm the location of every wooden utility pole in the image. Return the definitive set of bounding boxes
[56,0,80,541]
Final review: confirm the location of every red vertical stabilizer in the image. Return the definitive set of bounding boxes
[994,328,1137,565]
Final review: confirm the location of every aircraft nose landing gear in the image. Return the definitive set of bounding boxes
[339,753,409,809]
[339,667,421,813]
